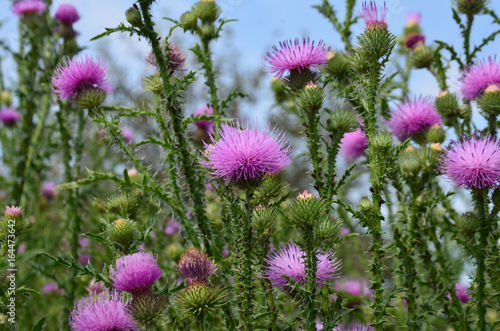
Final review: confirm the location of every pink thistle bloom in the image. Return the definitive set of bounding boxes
[339,129,369,161]
[78,255,91,265]
[263,241,342,288]
[339,228,350,238]
[52,54,112,101]
[12,0,46,16]
[4,206,22,219]
[54,3,80,25]
[40,181,56,200]
[387,96,442,141]
[178,248,218,286]
[78,237,90,248]
[146,44,186,73]
[439,135,500,190]
[454,283,471,303]
[334,278,374,300]
[406,12,422,27]
[164,218,181,235]
[201,121,292,183]
[405,33,426,50]
[359,1,388,31]
[110,252,163,294]
[193,104,214,133]
[0,108,21,126]
[69,288,137,331]
[333,322,374,331]
[461,56,500,100]
[264,38,330,78]
[120,127,134,144]
[42,282,63,294]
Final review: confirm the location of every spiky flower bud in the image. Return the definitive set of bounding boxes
[455,0,488,16]
[0,91,12,106]
[192,0,221,24]
[1,207,28,237]
[358,197,373,216]
[456,212,481,238]
[399,149,422,176]
[435,91,460,117]
[370,131,393,152]
[417,147,439,169]
[425,124,446,143]
[324,51,349,78]
[283,69,320,93]
[296,82,325,113]
[316,218,342,243]
[477,85,500,116]
[287,193,330,227]
[252,206,277,236]
[200,24,216,40]
[127,292,168,327]
[73,89,106,110]
[326,109,357,134]
[125,7,142,28]
[253,173,287,205]
[181,11,198,31]
[410,46,435,69]
[458,104,472,119]
[104,191,142,218]
[142,74,164,95]
[107,219,138,247]
[178,248,218,286]
[172,284,228,316]
[4,206,23,221]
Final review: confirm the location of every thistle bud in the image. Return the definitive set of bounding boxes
[477,85,500,116]
[178,248,218,286]
[253,173,287,205]
[287,193,330,227]
[425,124,446,143]
[456,0,488,16]
[181,11,198,31]
[192,0,221,24]
[125,7,142,28]
[1,207,27,237]
[107,219,138,247]
[370,131,393,152]
[252,206,277,236]
[73,88,106,110]
[104,191,142,218]
[142,74,163,95]
[326,109,357,134]
[296,82,325,113]
[325,51,349,78]
[399,150,421,176]
[200,24,216,40]
[435,91,460,117]
[128,292,168,327]
[458,104,472,119]
[358,197,373,216]
[283,69,320,93]
[429,142,444,153]
[317,218,342,243]
[410,46,435,69]
[417,147,438,169]
[456,212,481,238]
[172,284,228,316]
[0,91,12,106]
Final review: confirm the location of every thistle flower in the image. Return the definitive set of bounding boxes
[4,206,23,220]
[334,278,374,300]
[193,104,214,133]
[52,54,112,105]
[461,56,500,100]
[339,129,369,161]
[333,322,374,331]
[54,3,80,26]
[455,283,471,303]
[387,96,442,141]
[42,283,63,294]
[12,0,46,16]
[120,127,134,144]
[110,252,163,294]
[406,12,422,27]
[0,108,21,126]
[200,121,292,184]
[263,241,342,288]
[359,1,388,31]
[178,248,218,286]
[69,288,137,331]
[78,255,91,265]
[164,218,181,235]
[439,135,500,190]
[264,38,330,78]
[146,44,186,74]
[40,181,56,200]
[405,33,426,50]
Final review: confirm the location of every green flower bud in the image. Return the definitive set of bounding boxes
[173,284,229,316]
[73,88,106,110]
[326,109,358,134]
[410,45,435,69]
[456,212,481,238]
[107,218,138,247]
[355,29,397,60]
[252,206,277,236]
[370,131,393,153]
[200,24,216,40]
[317,218,342,243]
[192,0,221,24]
[296,82,325,113]
[425,124,446,143]
[458,103,472,119]
[0,91,12,106]
[399,149,422,176]
[283,68,320,93]
[417,146,438,170]
[286,191,330,227]
[128,292,168,327]
[125,7,143,28]
[435,91,460,117]
[325,51,349,78]
[104,190,142,218]
[477,85,500,116]
[180,11,198,31]
[253,173,287,205]
[358,196,373,216]
[349,50,370,74]
[142,74,164,95]
[455,0,488,15]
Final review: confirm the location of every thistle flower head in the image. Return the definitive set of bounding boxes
[110,252,163,294]
[120,127,134,144]
[339,129,369,162]
[164,218,181,235]
[439,135,500,190]
[334,278,374,300]
[52,54,112,102]
[333,322,374,331]
[178,248,218,286]
[146,44,186,74]
[387,96,442,141]
[69,288,137,331]
[41,181,57,200]
[454,283,471,302]
[263,241,342,288]
[297,190,314,200]
[405,33,426,50]
[193,104,214,133]
[12,0,46,16]
[0,108,21,126]
[264,38,330,78]
[200,120,292,184]
[461,56,500,100]
[4,206,23,219]
[406,12,422,27]
[359,1,388,31]
[55,3,80,25]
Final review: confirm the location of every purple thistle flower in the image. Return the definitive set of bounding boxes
[12,0,46,16]
[461,56,500,100]
[359,1,388,31]
[387,96,442,141]
[110,252,163,294]
[333,322,374,331]
[263,241,342,288]
[69,288,137,331]
[146,44,186,73]
[454,283,471,303]
[339,129,369,161]
[78,237,90,248]
[334,278,374,300]
[439,135,500,190]
[55,3,80,25]
[0,108,21,126]
[201,121,292,183]
[42,282,63,294]
[4,206,23,219]
[120,127,134,144]
[178,248,218,286]
[78,255,91,265]
[264,38,330,78]
[406,11,422,27]
[164,218,181,235]
[405,33,426,50]
[52,54,112,101]
[193,104,215,133]
[41,181,56,200]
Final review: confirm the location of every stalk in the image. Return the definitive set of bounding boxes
[473,190,489,331]
[303,225,318,331]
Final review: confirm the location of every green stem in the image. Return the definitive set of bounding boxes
[464,14,474,65]
[487,114,497,135]
[305,110,325,198]
[201,38,221,117]
[473,191,489,331]
[303,225,317,331]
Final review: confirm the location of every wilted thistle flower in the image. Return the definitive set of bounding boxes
[461,56,500,100]
[193,104,214,133]
[0,108,21,126]
[52,54,112,108]
[439,135,500,190]
[454,283,471,303]
[200,121,292,185]
[339,129,369,162]
[359,1,388,31]
[333,322,374,331]
[12,0,46,16]
[404,33,426,50]
[263,241,342,288]
[178,248,218,286]
[54,3,80,26]
[146,44,186,74]
[110,252,163,295]
[264,38,330,79]
[387,96,442,141]
[69,288,137,331]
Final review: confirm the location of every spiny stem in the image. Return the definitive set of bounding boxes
[201,38,221,117]
[473,191,489,331]
[303,225,318,331]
